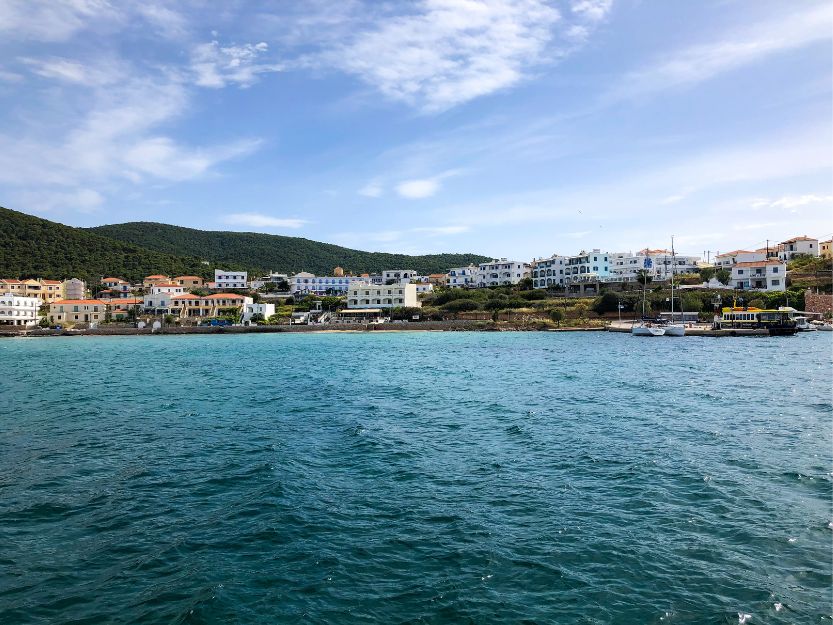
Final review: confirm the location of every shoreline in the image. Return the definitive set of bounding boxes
[0,320,813,338]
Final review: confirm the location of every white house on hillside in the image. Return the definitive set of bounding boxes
[214,269,248,290]
[714,250,767,268]
[778,236,819,261]
[729,260,787,292]
[448,265,478,288]
[476,259,530,287]
[382,269,418,284]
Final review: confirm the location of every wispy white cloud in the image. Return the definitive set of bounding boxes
[751,194,833,210]
[0,0,116,42]
[395,169,462,199]
[570,0,612,23]
[612,2,832,100]
[221,213,309,229]
[396,178,440,199]
[190,40,283,88]
[358,179,383,197]
[326,0,561,112]
[13,187,104,214]
[412,225,470,235]
[20,56,122,86]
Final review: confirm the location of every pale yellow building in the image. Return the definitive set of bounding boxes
[143,274,171,289]
[820,239,832,259]
[48,299,109,325]
[173,275,205,288]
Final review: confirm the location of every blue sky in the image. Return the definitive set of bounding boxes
[1,0,831,259]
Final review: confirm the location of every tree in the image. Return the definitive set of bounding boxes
[716,268,731,285]
[442,299,479,313]
[549,309,564,327]
[574,302,589,321]
[636,269,653,285]
[593,291,619,314]
[699,267,715,282]
[516,277,533,291]
[259,282,278,293]
[249,313,265,324]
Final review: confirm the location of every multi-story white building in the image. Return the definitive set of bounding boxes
[532,255,565,289]
[289,272,365,295]
[610,249,698,281]
[778,236,819,261]
[0,293,40,327]
[382,269,418,284]
[447,265,478,288]
[730,260,787,291]
[148,283,187,296]
[561,250,610,284]
[347,283,420,309]
[414,283,433,294]
[714,250,767,268]
[214,269,248,290]
[62,278,87,300]
[476,259,530,287]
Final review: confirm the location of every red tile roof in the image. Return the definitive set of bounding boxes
[206,293,246,299]
[51,299,109,306]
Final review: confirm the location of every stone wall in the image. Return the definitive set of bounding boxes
[804,290,833,315]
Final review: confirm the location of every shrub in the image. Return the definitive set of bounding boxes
[442,298,480,313]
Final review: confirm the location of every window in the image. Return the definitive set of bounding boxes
[771,279,780,286]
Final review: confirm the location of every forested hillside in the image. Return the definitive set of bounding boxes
[0,207,223,282]
[89,222,490,275]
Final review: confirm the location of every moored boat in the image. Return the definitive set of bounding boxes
[717,306,797,335]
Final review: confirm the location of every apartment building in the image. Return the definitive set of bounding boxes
[0,293,40,327]
[729,260,787,292]
[347,283,420,309]
[476,259,530,287]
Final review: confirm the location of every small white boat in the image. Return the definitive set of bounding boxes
[632,323,666,336]
[811,320,833,331]
[663,323,685,337]
[794,316,816,332]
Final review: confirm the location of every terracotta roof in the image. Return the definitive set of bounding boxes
[716,250,755,257]
[41,280,62,285]
[51,299,109,306]
[820,239,832,244]
[102,277,125,282]
[0,279,22,283]
[780,235,816,243]
[732,260,784,268]
[144,274,169,279]
[173,275,202,280]
[205,293,246,299]
[638,248,672,255]
[153,282,182,287]
[172,294,201,300]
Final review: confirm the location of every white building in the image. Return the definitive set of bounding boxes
[532,255,566,289]
[289,272,365,295]
[62,278,86,300]
[476,259,530,287]
[730,260,787,292]
[242,302,276,325]
[414,283,433,295]
[214,269,248,290]
[610,249,698,281]
[778,236,819,261]
[714,250,767,268]
[382,269,418,284]
[0,292,40,326]
[347,283,420,309]
[447,265,478,288]
[562,250,610,284]
[148,283,186,296]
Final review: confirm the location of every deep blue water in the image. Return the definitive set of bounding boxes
[0,331,830,624]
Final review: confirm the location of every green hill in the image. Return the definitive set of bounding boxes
[0,207,229,283]
[87,221,490,276]
[0,207,490,283]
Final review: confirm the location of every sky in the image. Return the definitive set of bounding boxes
[0,0,831,260]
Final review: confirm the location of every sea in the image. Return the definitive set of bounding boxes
[0,331,830,624]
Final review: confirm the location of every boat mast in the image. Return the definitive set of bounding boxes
[670,236,675,321]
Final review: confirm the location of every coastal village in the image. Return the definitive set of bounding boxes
[1,234,831,335]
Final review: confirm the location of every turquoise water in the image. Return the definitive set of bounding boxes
[0,332,830,624]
